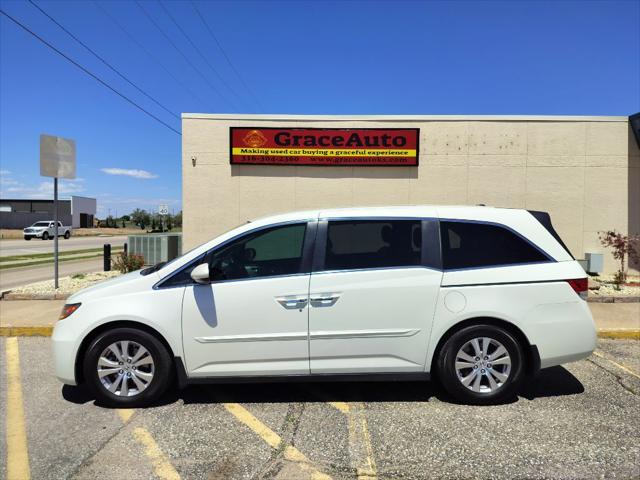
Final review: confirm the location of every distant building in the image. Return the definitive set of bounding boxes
[0,195,96,229]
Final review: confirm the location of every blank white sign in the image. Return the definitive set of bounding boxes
[40,134,76,179]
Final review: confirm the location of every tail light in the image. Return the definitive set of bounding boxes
[566,278,588,300]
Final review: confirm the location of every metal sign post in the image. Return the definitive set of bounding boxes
[40,134,76,289]
[54,177,58,287]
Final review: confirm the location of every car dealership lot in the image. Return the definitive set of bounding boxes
[1,338,638,480]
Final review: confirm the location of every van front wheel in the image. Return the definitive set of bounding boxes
[437,324,524,405]
[83,328,173,407]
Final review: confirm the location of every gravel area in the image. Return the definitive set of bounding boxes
[589,274,640,297]
[9,271,121,295]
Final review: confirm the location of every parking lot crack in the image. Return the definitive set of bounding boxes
[68,412,136,479]
[256,402,307,479]
[587,358,639,397]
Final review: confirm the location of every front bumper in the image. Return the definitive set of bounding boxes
[52,319,81,385]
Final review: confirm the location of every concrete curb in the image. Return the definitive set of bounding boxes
[0,326,54,336]
[587,296,640,303]
[2,326,638,339]
[596,330,640,340]
[2,292,70,300]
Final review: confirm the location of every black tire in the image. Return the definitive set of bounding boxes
[83,328,173,407]
[437,324,524,405]
[42,232,49,240]
[64,231,70,239]
[24,236,31,241]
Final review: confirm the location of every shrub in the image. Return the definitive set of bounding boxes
[112,252,145,273]
[598,230,640,290]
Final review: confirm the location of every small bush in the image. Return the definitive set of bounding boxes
[598,230,640,289]
[112,252,145,273]
[71,273,86,280]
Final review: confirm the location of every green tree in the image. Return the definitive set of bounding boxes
[130,208,150,229]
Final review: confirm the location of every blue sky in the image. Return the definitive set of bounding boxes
[1,0,638,217]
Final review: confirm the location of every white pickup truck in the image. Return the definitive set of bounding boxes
[23,221,72,241]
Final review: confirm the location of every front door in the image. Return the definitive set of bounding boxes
[182,222,314,377]
[309,219,442,374]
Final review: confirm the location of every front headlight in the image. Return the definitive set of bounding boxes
[59,303,81,320]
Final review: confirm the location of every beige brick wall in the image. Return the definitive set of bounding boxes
[182,115,638,274]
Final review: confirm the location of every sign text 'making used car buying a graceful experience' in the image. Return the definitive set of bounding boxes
[230,127,420,166]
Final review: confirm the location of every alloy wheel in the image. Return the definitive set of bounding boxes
[97,340,155,397]
[455,337,511,393]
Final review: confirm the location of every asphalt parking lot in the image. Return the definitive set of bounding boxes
[1,338,639,480]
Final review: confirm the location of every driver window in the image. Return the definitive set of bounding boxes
[207,223,307,281]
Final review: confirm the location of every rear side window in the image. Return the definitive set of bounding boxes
[324,220,421,271]
[440,221,550,270]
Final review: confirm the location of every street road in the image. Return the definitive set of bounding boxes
[0,338,638,479]
[0,258,103,291]
[0,235,127,257]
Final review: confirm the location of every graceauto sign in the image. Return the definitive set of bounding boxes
[230,127,419,166]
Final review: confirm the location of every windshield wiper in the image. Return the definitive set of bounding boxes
[140,261,167,276]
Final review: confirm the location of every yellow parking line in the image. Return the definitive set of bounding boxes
[5,337,31,480]
[133,427,182,480]
[306,388,377,480]
[593,350,640,379]
[222,402,332,480]
[117,408,135,423]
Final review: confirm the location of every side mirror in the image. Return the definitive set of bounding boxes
[190,263,210,284]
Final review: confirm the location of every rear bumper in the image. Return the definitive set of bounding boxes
[525,300,596,369]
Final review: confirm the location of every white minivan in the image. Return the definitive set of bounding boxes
[52,206,596,406]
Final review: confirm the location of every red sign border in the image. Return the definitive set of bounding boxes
[229,127,420,167]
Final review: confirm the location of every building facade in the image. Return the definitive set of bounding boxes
[182,114,640,274]
[0,195,96,229]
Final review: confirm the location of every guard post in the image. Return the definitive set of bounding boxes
[103,244,111,272]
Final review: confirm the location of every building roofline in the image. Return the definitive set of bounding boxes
[0,198,72,202]
[181,113,629,122]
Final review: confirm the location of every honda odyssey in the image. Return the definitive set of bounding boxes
[52,206,596,406]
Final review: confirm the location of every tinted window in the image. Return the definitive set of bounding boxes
[161,223,307,287]
[440,221,550,270]
[324,220,421,271]
[208,223,306,280]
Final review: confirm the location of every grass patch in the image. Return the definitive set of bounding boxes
[0,248,123,270]
[0,247,123,263]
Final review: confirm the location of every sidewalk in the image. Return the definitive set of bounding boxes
[0,299,638,337]
[0,300,64,335]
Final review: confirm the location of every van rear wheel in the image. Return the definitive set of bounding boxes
[83,328,173,407]
[437,324,524,405]
[42,232,49,240]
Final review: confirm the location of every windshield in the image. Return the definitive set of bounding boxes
[139,244,200,276]
[143,221,253,277]
[32,222,50,227]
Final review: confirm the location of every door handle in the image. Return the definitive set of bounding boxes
[309,293,341,307]
[276,296,308,310]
